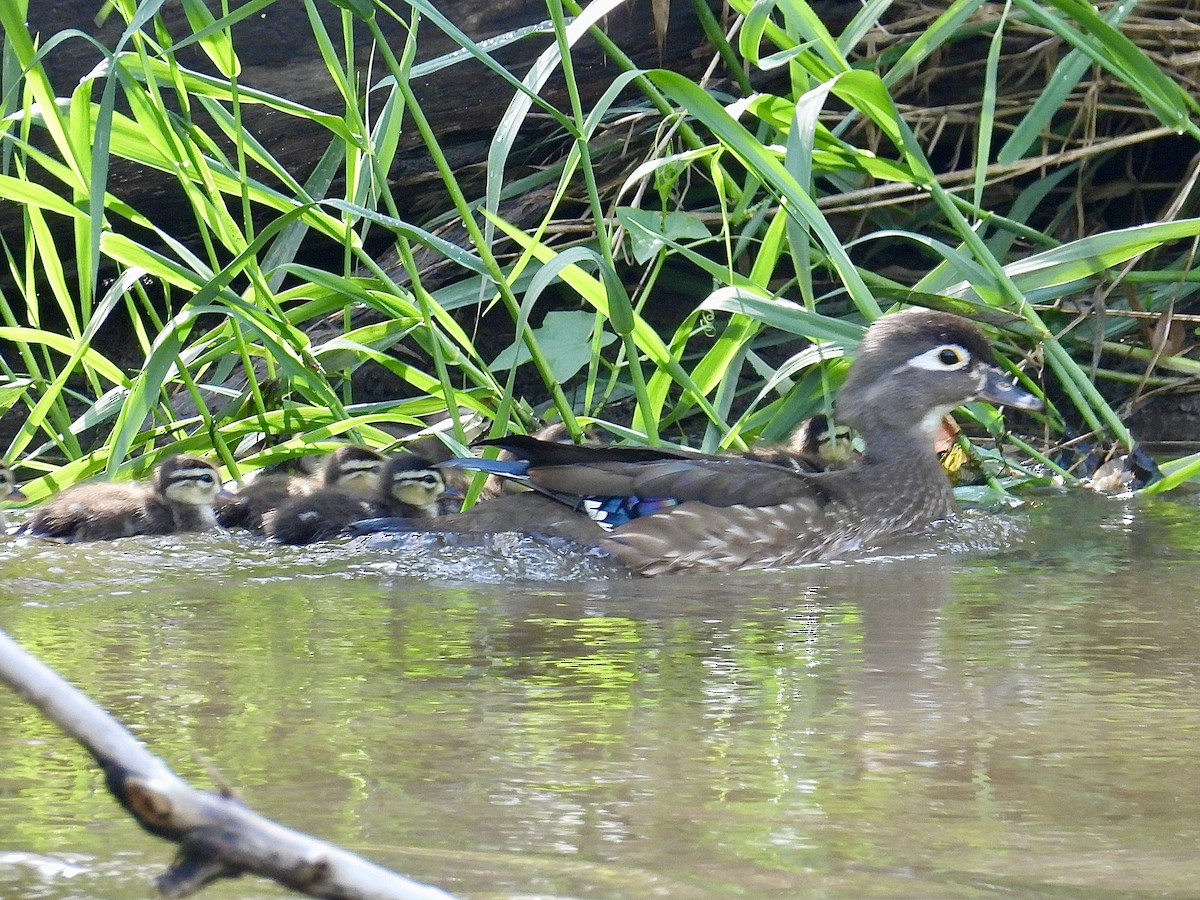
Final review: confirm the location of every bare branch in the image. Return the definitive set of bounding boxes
[0,627,456,900]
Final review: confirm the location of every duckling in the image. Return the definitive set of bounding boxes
[377,309,1043,575]
[0,464,27,530]
[791,414,858,470]
[24,455,226,541]
[742,414,858,473]
[264,453,446,545]
[382,453,449,519]
[217,445,385,531]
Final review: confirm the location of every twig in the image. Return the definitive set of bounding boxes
[0,626,455,900]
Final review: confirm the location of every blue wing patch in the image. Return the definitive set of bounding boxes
[582,495,679,530]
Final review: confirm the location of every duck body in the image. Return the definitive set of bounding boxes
[390,310,1042,575]
[265,453,446,545]
[218,445,385,531]
[215,473,310,530]
[262,488,379,545]
[25,455,226,541]
[465,436,945,575]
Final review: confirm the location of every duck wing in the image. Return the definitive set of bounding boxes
[601,493,851,576]
[524,455,839,509]
[476,436,837,509]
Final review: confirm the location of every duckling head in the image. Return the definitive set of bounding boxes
[789,414,857,470]
[323,444,385,493]
[0,464,26,503]
[383,454,446,515]
[155,455,224,506]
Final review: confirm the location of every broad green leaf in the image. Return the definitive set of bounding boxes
[617,208,711,264]
[492,310,618,383]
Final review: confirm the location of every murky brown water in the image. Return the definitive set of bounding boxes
[2,490,1199,898]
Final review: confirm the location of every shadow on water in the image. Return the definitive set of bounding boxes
[2,491,1200,897]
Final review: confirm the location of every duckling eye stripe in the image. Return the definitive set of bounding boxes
[908,344,969,371]
[176,468,216,482]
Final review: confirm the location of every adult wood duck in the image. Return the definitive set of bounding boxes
[217,444,385,531]
[24,455,227,541]
[374,309,1042,575]
[265,453,446,544]
[0,464,27,529]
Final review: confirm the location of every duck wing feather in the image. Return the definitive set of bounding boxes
[527,456,840,509]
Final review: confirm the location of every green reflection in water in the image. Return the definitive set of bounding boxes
[2,493,1200,897]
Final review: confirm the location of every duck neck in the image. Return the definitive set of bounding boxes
[840,425,957,525]
[857,425,940,467]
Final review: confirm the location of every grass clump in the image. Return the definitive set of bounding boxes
[2,0,1200,498]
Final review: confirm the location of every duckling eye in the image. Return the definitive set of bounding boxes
[939,347,960,365]
[196,474,214,486]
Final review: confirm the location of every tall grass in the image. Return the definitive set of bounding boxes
[1,0,1198,498]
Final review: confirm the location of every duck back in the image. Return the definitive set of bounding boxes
[216,473,315,530]
[27,482,155,540]
[263,489,380,545]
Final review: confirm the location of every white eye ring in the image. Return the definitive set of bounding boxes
[909,344,970,371]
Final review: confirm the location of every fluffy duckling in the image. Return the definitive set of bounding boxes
[265,453,446,545]
[0,464,27,530]
[25,455,226,541]
[383,454,450,519]
[217,445,385,532]
[791,414,857,470]
[743,414,858,473]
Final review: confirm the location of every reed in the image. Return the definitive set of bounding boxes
[2,0,1198,497]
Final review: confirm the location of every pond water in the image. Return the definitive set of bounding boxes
[1,489,1200,899]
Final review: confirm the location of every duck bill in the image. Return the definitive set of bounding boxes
[5,487,26,503]
[979,367,1043,411]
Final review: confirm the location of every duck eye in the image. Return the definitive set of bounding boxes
[909,343,970,372]
[197,474,214,485]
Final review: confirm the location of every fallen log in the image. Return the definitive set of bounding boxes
[0,626,455,900]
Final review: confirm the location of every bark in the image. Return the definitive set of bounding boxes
[15,0,722,283]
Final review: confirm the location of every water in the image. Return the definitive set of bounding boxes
[2,491,1199,898]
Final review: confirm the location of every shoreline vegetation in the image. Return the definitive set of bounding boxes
[3,0,1200,505]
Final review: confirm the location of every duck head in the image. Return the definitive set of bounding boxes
[323,444,386,493]
[155,455,226,506]
[835,309,1042,458]
[383,454,447,515]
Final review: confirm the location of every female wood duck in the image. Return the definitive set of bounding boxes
[0,464,26,529]
[217,444,385,531]
[24,455,227,541]
[264,453,446,545]
[380,309,1042,575]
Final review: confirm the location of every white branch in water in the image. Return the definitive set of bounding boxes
[0,626,455,900]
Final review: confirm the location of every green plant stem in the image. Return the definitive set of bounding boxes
[363,13,580,436]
